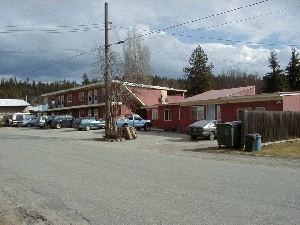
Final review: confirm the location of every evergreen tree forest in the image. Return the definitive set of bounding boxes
[0,78,78,106]
[1,48,299,106]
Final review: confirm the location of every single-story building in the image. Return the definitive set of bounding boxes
[145,87,300,132]
[0,99,30,116]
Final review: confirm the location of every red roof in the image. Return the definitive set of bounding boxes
[181,86,255,103]
[128,86,185,106]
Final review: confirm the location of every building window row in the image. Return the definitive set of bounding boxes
[51,89,101,107]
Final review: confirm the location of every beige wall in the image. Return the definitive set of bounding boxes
[0,106,28,116]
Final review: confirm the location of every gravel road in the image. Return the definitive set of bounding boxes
[0,127,299,224]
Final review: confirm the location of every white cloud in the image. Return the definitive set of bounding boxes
[0,0,299,83]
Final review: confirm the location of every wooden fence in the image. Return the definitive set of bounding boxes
[239,110,300,143]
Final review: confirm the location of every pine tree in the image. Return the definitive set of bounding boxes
[286,48,300,91]
[262,51,289,93]
[82,73,91,85]
[183,45,214,96]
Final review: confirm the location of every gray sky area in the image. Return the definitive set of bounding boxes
[1,0,299,83]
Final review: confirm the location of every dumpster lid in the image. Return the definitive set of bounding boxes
[225,120,242,125]
[216,121,242,126]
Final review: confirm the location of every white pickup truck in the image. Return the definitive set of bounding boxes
[116,114,152,131]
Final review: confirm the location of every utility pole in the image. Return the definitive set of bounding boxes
[104,2,111,137]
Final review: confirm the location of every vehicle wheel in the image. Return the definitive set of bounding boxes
[208,132,215,140]
[122,124,128,127]
[27,124,31,127]
[85,125,91,131]
[144,123,150,131]
[55,123,61,129]
[191,135,197,140]
[136,127,141,131]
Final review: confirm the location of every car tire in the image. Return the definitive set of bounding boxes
[56,123,61,129]
[144,123,150,131]
[208,132,215,140]
[27,124,31,127]
[85,125,91,131]
[136,127,141,131]
[191,135,197,140]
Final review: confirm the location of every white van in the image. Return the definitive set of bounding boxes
[11,113,35,126]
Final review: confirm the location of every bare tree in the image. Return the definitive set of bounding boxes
[122,28,152,85]
[93,46,142,139]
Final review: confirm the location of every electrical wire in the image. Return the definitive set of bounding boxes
[1,0,298,78]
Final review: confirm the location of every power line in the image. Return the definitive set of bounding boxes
[0,23,104,34]
[136,5,300,46]
[2,1,297,77]
[114,0,273,43]
[0,0,270,36]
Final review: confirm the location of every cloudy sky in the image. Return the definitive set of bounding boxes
[1,0,299,83]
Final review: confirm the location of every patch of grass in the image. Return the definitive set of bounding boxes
[213,140,300,159]
[257,140,300,158]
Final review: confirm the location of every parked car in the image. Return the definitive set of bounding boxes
[12,113,35,126]
[186,119,220,140]
[18,117,37,127]
[72,117,105,131]
[49,115,74,129]
[116,114,152,131]
[36,116,49,128]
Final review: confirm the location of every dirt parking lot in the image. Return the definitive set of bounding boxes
[0,127,300,225]
[0,126,218,224]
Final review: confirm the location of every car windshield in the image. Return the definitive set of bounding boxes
[190,120,215,127]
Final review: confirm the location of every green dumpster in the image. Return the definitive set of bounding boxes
[216,121,242,148]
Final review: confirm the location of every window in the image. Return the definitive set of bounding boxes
[79,110,84,117]
[256,107,265,111]
[152,109,158,120]
[51,98,55,106]
[94,109,98,118]
[67,94,72,102]
[134,115,142,120]
[88,90,92,104]
[164,109,172,121]
[217,105,221,120]
[79,92,84,101]
[61,95,64,107]
[57,96,61,108]
[206,105,215,120]
[94,89,98,104]
[191,106,204,120]
[88,109,92,116]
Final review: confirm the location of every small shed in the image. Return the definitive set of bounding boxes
[0,99,30,116]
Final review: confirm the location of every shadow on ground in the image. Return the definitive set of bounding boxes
[183,146,246,154]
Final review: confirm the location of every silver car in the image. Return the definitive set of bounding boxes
[36,116,49,128]
[186,120,219,140]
